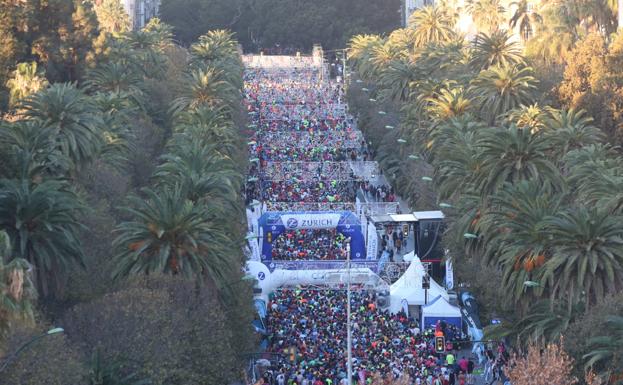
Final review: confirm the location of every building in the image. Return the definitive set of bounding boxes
[123,0,160,30]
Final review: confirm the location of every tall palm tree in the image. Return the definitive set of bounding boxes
[347,34,384,80]
[0,179,85,296]
[509,0,543,41]
[584,315,623,379]
[475,125,560,195]
[112,186,237,287]
[409,5,456,48]
[84,62,144,97]
[154,142,242,210]
[470,30,525,71]
[565,145,623,212]
[470,65,537,124]
[0,230,37,342]
[170,68,239,116]
[432,116,485,199]
[543,108,604,160]
[466,0,506,33]
[20,83,104,168]
[503,104,549,132]
[482,180,562,302]
[425,87,473,123]
[541,207,623,307]
[6,62,49,108]
[378,57,422,103]
[0,119,72,179]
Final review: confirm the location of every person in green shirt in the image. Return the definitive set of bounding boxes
[446,352,456,365]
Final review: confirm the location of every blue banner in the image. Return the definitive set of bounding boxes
[259,211,367,270]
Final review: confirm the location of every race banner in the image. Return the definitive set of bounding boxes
[366,222,378,260]
[445,258,454,290]
[280,213,342,230]
[248,233,261,262]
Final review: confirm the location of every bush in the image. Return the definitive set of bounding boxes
[61,276,247,385]
[0,324,86,385]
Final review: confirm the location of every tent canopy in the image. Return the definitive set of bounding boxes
[421,295,462,328]
[389,255,448,313]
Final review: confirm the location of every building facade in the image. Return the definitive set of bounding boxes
[123,0,160,30]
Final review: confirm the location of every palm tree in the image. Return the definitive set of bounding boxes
[408,5,456,48]
[470,65,537,124]
[541,207,623,307]
[0,179,85,296]
[378,57,422,103]
[84,62,144,97]
[482,180,562,302]
[154,142,242,210]
[432,116,485,199]
[470,30,525,70]
[6,62,49,108]
[475,125,560,195]
[0,119,72,179]
[425,87,473,123]
[466,0,506,33]
[112,186,238,288]
[170,68,239,116]
[565,145,623,212]
[543,108,604,159]
[347,34,384,80]
[20,83,104,168]
[584,315,623,379]
[503,104,549,132]
[93,0,131,34]
[0,230,37,342]
[509,0,543,41]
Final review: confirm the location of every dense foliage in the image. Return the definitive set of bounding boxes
[160,0,401,51]
[348,4,623,383]
[0,10,254,382]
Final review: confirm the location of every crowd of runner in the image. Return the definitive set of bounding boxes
[261,289,479,385]
[243,61,511,384]
[245,66,380,212]
[272,230,348,260]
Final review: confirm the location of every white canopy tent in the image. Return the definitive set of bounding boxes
[421,295,462,329]
[389,253,448,313]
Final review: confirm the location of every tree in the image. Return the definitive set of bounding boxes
[170,68,239,115]
[505,339,579,385]
[20,83,104,168]
[5,62,49,108]
[543,108,604,160]
[509,0,542,41]
[112,186,238,289]
[93,0,131,34]
[584,315,623,381]
[542,207,623,308]
[475,125,559,195]
[466,0,506,34]
[0,231,36,346]
[62,276,251,385]
[408,5,456,48]
[154,141,242,209]
[470,65,537,124]
[470,30,524,71]
[0,323,87,385]
[0,179,85,296]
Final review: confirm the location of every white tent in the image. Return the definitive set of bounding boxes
[389,253,448,313]
[421,295,462,329]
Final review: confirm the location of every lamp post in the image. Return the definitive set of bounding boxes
[346,238,352,385]
[0,327,64,373]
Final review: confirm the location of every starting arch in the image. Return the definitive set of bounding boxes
[258,211,366,269]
